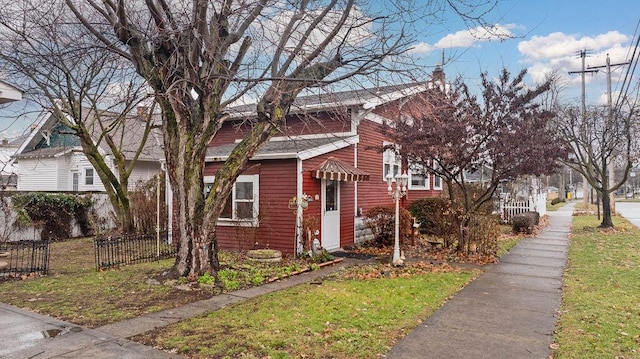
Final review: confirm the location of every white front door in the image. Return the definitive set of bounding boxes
[322,179,340,251]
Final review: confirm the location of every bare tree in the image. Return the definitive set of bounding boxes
[0,1,155,233]
[59,0,504,278]
[557,104,637,227]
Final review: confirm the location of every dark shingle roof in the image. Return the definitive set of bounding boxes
[226,82,427,118]
[206,136,357,161]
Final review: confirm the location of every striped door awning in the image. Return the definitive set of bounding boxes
[312,157,370,182]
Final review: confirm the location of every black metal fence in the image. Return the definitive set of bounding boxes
[94,231,176,271]
[0,240,50,278]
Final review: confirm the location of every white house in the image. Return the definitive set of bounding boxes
[13,108,164,191]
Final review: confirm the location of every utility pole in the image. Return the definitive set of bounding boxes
[568,49,598,205]
[587,54,632,213]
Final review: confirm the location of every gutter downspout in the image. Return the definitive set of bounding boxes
[296,157,304,255]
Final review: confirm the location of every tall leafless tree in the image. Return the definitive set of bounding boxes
[557,104,637,227]
[0,1,155,233]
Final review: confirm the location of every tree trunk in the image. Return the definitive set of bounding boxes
[599,190,614,228]
[165,126,212,278]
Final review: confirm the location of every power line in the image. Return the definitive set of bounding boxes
[587,54,631,117]
[612,20,640,111]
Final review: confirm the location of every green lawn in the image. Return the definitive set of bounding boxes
[554,215,640,358]
[134,265,477,359]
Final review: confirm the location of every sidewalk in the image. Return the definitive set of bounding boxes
[0,258,356,358]
[385,202,575,359]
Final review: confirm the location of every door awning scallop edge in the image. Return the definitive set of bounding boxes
[312,157,370,182]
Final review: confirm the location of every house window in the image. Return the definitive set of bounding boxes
[432,163,443,190]
[382,142,400,181]
[206,175,259,225]
[408,163,429,190]
[433,173,443,190]
[85,168,94,185]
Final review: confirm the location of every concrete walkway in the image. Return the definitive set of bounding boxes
[385,202,574,359]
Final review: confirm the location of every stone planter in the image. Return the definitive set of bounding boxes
[0,251,9,271]
[246,249,282,263]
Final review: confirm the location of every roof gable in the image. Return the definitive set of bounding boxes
[0,80,23,104]
[15,108,164,162]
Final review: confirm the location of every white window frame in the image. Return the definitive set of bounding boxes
[382,141,401,181]
[205,175,260,227]
[408,163,429,190]
[433,174,443,190]
[84,168,94,186]
[432,164,443,190]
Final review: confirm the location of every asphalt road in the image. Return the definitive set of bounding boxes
[616,202,640,228]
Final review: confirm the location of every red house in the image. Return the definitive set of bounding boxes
[197,75,445,255]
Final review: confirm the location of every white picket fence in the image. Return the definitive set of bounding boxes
[498,193,547,223]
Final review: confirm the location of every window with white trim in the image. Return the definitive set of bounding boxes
[84,168,94,186]
[408,163,429,190]
[205,175,259,225]
[433,163,443,190]
[433,172,443,190]
[382,142,400,181]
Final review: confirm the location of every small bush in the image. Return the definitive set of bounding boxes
[312,249,335,263]
[250,273,265,286]
[464,215,500,254]
[130,175,167,234]
[550,198,565,205]
[512,213,535,234]
[526,211,540,225]
[408,197,455,236]
[363,206,413,247]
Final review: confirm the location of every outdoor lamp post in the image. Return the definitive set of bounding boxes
[386,171,409,266]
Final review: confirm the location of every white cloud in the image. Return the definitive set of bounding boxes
[518,31,630,62]
[517,31,632,96]
[409,42,434,54]
[410,24,515,54]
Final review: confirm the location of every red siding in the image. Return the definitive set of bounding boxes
[356,119,396,213]
[205,160,298,253]
[210,111,352,147]
[356,117,440,216]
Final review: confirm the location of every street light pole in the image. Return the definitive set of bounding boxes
[386,171,409,266]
